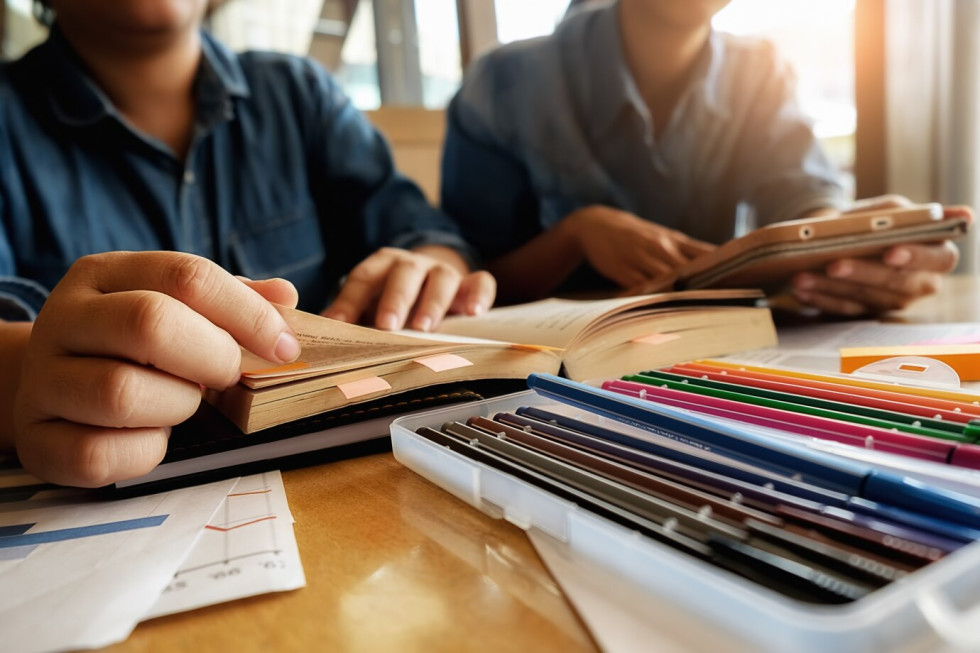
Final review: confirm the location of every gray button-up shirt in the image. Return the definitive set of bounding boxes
[441,1,846,289]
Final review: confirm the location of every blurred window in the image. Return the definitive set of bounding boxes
[714,0,857,197]
[208,0,323,55]
[338,0,573,110]
[494,0,569,44]
[3,0,48,59]
[336,0,381,108]
[338,0,462,109]
[416,0,461,107]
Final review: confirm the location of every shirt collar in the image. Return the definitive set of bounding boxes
[564,2,731,142]
[41,25,115,127]
[196,30,251,129]
[39,26,250,129]
[198,30,251,103]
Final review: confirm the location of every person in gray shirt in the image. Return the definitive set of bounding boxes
[441,0,967,314]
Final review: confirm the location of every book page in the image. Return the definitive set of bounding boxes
[435,296,658,349]
[241,308,478,381]
[434,290,758,349]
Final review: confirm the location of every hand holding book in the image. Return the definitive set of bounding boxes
[791,203,972,316]
[10,252,303,489]
[623,203,971,315]
[561,205,715,289]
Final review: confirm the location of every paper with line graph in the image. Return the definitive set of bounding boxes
[0,467,235,653]
[144,470,306,618]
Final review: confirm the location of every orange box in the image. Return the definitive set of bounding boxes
[839,344,980,381]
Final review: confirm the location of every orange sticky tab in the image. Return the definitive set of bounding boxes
[510,343,561,352]
[337,376,392,399]
[414,353,474,372]
[242,361,310,378]
[632,333,680,345]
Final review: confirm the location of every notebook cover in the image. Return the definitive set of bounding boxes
[111,378,525,495]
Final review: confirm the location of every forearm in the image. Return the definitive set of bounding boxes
[486,218,584,303]
[0,320,31,450]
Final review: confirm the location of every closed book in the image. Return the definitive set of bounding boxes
[627,204,969,294]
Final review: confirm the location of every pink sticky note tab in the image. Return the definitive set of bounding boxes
[337,376,392,399]
[632,333,680,345]
[414,353,474,372]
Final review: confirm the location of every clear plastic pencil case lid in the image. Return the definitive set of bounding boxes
[390,390,980,653]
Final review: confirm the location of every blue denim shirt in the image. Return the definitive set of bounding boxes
[0,28,471,320]
[442,1,846,290]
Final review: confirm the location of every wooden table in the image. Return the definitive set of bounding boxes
[105,275,980,653]
[890,273,980,323]
[107,445,596,652]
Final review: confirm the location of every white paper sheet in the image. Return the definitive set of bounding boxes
[722,320,980,373]
[0,477,235,653]
[528,530,755,653]
[144,470,305,619]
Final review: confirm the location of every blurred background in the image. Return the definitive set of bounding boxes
[2,0,977,271]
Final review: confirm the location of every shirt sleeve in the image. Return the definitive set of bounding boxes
[731,43,848,226]
[441,85,540,261]
[304,62,478,271]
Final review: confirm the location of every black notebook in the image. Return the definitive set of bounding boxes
[113,379,524,493]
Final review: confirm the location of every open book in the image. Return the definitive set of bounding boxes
[626,205,970,294]
[206,289,777,433]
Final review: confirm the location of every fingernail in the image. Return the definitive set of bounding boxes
[794,274,816,289]
[828,261,852,278]
[414,315,433,332]
[469,302,487,316]
[275,331,301,363]
[377,311,399,331]
[886,247,912,266]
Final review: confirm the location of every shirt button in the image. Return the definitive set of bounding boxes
[183,170,196,185]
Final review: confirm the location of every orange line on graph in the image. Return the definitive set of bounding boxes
[205,515,277,532]
[227,488,272,497]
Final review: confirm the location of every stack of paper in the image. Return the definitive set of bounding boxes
[0,464,305,653]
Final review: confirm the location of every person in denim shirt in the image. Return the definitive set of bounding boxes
[0,0,494,487]
[442,0,967,311]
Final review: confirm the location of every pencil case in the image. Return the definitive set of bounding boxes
[390,390,980,653]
